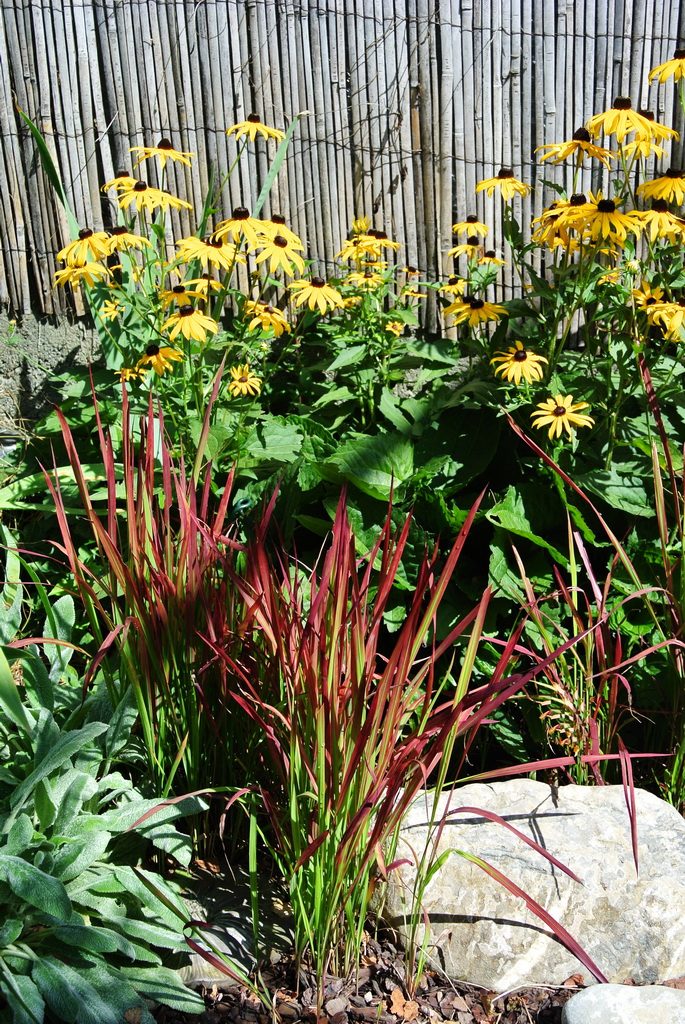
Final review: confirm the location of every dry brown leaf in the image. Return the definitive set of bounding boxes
[562,973,584,987]
[123,1010,142,1024]
[402,1000,419,1022]
[389,987,406,1015]
[663,977,685,989]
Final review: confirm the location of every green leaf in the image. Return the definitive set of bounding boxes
[575,465,655,517]
[0,967,45,1024]
[105,686,139,759]
[244,416,303,464]
[0,855,72,919]
[34,779,58,831]
[378,391,413,434]
[485,485,568,564]
[329,432,414,500]
[43,595,76,682]
[53,923,137,958]
[326,344,368,371]
[32,956,120,1024]
[52,831,111,881]
[0,646,34,734]
[20,649,54,713]
[121,966,205,1014]
[4,814,34,856]
[52,772,99,833]
[0,918,23,946]
[17,109,79,234]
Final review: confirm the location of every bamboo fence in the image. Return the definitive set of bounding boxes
[1,0,684,324]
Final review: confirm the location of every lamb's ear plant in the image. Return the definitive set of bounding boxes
[0,643,207,1024]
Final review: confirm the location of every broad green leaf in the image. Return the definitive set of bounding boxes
[575,466,655,518]
[378,390,413,434]
[121,966,205,1013]
[52,830,111,881]
[0,968,45,1024]
[105,686,138,759]
[0,529,22,644]
[111,865,189,930]
[312,385,356,407]
[486,485,568,564]
[34,778,58,831]
[53,772,99,833]
[17,109,79,234]
[4,814,34,856]
[244,416,303,464]
[0,854,71,919]
[0,917,23,946]
[53,923,136,958]
[0,646,35,733]
[325,343,367,372]
[60,957,157,1024]
[43,595,76,682]
[330,432,414,500]
[32,956,120,1024]
[109,916,184,950]
[20,649,54,713]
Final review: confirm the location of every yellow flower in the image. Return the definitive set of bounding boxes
[53,262,110,289]
[402,265,420,276]
[342,296,362,308]
[102,172,137,193]
[136,344,183,375]
[479,250,507,266]
[446,237,483,260]
[531,395,595,440]
[367,229,401,251]
[114,365,147,383]
[636,169,685,205]
[621,135,666,160]
[259,214,304,249]
[345,270,383,288]
[439,276,467,296]
[352,215,371,235]
[118,181,192,213]
[214,208,266,250]
[162,305,219,342]
[649,299,685,338]
[400,287,426,300]
[336,236,382,261]
[632,279,665,310]
[536,128,615,168]
[573,192,641,244]
[225,114,285,142]
[289,277,344,314]
[244,300,291,337]
[632,201,685,243]
[452,215,488,237]
[585,97,677,144]
[490,340,548,385]
[253,234,306,276]
[57,228,110,266]
[228,363,262,397]
[182,274,224,301]
[597,270,622,286]
[104,226,153,255]
[475,168,531,200]
[158,283,200,309]
[444,295,506,327]
[648,50,685,83]
[129,138,195,170]
[99,300,122,322]
[175,235,246,272]
[385,321,404,337]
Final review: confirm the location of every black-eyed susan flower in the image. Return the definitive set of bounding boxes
[158,282,200,309]
[633,200,685,243]
[289,277,344,313]
[345,270,383,288]
[531,395,595,440]
[244,300,291,337]
[336,236,382,261]
[260,214,304,249]
[225,114,285,142]
[479,250,507,266]
[54,262,110,289]
[104,225,153,255]
[649,298,685,337]
[446,236,483,260]
[175,235,246,272]
[57,228,110,266]
[622,113,667,159]
[475,168,531,200]
[136,344,183,375]
[440,275,467,296]
[162,304,219,343]
[129,138,195,170]
[452,214,489,237]
[352,215,371,235]
[632,279,666,309]
[385,321,404,337]
[586,98,677,144]
[536,128,615,168]
[490,340,548,385]
[444,294,506,327]
[400,286,426,300]
[648,50,685,83]
[214,208,266,250]
[102,171,137,193]
[636,168,685,205]
[118,181,192,213]
[574,192,642,244]
[228,363,262,397]
[402,265,419,275]
[367,228,401,252]
[114,365,147,383]
[182,274,224,299]
[254,234,306,275]
[99,299,122,322]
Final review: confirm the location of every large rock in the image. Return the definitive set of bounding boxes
[561,983,685,1024]
[382,781,685,991]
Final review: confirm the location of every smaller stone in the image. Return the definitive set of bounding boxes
[325,997,349,1016]
[562,984,685,1024]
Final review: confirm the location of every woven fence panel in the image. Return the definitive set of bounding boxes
[1,0,684,321]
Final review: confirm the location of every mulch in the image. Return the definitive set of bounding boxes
[153,934,584,1024]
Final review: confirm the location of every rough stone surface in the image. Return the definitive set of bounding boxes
[382,781,685,992]
[561,983,685,1024]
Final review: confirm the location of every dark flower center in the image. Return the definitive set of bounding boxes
[311,277,325,287]
[675,49,685,59]
[612,97,632,109]
[273,235,288,248]
[271,214,286,224]
[468,298,485,309]
[406,265,417,273]
[133,182,148,192]
[247,114,261,123]
[209,237,224,248]
[265,305,276,313]
[570,193,587,205]
[466,215,479,222]
[376,230,388,239]
[78,227,94,239]
[652,199,670,212]
[597,199,616,213]
[110,226,128,236]
[157,138,172,149]
[240,376,248,383]
[513,349,528,361]
[572,128,592,142]
[484,250,496,258]
[146,345,160,356]
[638,110,655,121]
[233,207,250,219]
[368,229,381,238]
[172,285,186,293]
[448,276,460,285]
[645,297,657,305]
[553,405,567,416]
[467,235,480,245]
[179,305,194,316]
[497,167,514,178]
[666,168,684,178]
